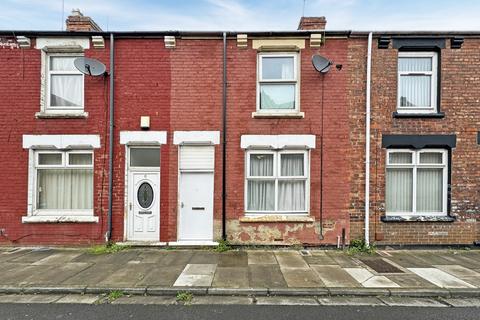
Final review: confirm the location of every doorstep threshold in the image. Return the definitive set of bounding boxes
[117,241,218,247]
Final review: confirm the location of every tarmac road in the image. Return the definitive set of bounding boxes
[1,304,480,320]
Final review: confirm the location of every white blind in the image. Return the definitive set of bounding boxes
[179,146,214,170]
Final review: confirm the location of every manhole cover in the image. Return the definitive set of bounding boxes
[360,258,404,273]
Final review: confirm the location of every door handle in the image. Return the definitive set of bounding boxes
[192,207,205,211]
[129,203,132,211]
[180,202,184,208]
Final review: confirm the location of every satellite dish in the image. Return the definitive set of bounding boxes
[312,55,332,73]
[74,57,107,76]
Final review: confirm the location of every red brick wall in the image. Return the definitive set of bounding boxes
[348,36,480,245]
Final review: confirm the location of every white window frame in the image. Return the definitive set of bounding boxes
[397,51,438,114]
[44,52,85,113]
[256,53,300,114]
[245,149,309,215]
[32,150,94,216]
[385,148,448,216]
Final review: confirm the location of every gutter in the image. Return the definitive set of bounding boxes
[106,33,115,242]
[364,32,373,247]
[221,32,227,240]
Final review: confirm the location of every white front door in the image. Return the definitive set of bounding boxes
[178,172,214,242]
[128,172,160,241]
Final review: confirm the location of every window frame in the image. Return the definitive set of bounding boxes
[256,52,300,114]
[33,149,94,216]
[385,148,448,216]
[245,149,309,215]
[396,51,438,114]
[45,52,85,113]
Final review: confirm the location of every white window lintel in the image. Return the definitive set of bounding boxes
[173,131,220,145]
[23,134,100,149]
[241,135,315,150]
[120,131,167,145]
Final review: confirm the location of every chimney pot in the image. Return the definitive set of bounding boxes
[298,16,327,30]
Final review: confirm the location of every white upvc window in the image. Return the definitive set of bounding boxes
[245,150,309,214]
[397,51,438,114]
[33,150,93,216]
[385,149,448,216]
[45,53,84,113]
[257,53,300,113]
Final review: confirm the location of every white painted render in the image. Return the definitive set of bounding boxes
[240,134,316,149]
[173,131,220,145]
[119,131,167,145]
[22,134,100,149]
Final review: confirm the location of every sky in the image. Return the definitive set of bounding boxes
[2,0,480,31]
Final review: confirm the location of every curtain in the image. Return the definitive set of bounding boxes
[37,168,93,210]
[262,57,294,80]
[398,57,432,107]
[386,168,413,212]
[278,154,305,211]
[50,57,82,107]
[248,154,274,211]
[260,84,295,109]
[417,168,442,212]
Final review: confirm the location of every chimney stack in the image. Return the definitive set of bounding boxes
[298,16,327,30]
[66,9,102,32]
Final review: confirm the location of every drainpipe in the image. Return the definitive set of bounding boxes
[364,32,373,247]
[107,33,115,242]
[221,32,227,240]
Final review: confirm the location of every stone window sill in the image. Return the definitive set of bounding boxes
[392,112,445,119]
[22,215,99,223]
[381,215,456,223]
[252,111,305,119]
[36,112,89,119]
[240,215,314,223]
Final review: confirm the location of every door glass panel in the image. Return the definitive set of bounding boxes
[137,182,154,208]
[130,148,160,167]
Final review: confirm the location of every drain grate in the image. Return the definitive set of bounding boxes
[360,258,404,273]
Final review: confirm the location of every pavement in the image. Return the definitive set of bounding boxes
[1,246,480,299]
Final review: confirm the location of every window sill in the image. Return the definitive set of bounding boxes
[22,215,99,223]
[240,215,314,223]
[35,112,89,119]
[381,215,456,223]
[393,112,445,119]
[252,111,305,119]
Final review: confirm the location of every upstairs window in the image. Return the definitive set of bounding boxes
[397,51,438,114]
[257,53,299,113]
[386,149,447,216]
[46,54,84,113]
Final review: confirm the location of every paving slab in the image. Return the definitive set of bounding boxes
[0,294,63,304]
[440,297,480,307]
[98,264,154,287]
[0,265,55,285]
[189,252,219,264]
[137,250,170,263]
[435,253,480,268]
[112,296,177,305]
[218,251,248,267]
[385,274,438,288]
[303,255,337,265]
[256,296,318,305]
[155,251,193,266]
[386,252,432,268]
[137,265,185,286]
[173,264,217,287]
[9,249,56,263]
[280,267,324,288]
[379,297,447,307]
[212,267,249,288]
[32,251,83,265]
[344,267,374,283]
[54,294,101,304]
[318,296,384,306]
[191,296,253,305]
[182,264,216,276]
[325,252,361,267]
[275,251,309,269]
[409,268,476,288]
[21,263,92,285]
[72,251,140,265]
[362,276,400,288]
[434,265,480,278]
[248,265,287,288]
[247,251,277,265]
[0,249,32,262]
[311,265,360,287]
[458,276,480,287]
[61,263,122,286]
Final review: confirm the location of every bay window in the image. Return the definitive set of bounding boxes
[386,149,447,216]
[246,150,308,214]
[397,51,438,114]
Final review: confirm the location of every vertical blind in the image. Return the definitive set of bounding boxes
[398,56,433,108]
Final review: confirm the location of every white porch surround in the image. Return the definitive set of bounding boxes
[22,134,100,224]
[173,131,220,145]
[120,131,167,145]
[240,134,316,149]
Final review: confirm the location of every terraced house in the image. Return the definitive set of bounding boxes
[0,11,478,246]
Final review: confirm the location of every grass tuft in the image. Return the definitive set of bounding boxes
[176,291,193,304]
[346,239,376,255]
[107,290,124,302]
[87,243,129,255]
[213,238,232,252]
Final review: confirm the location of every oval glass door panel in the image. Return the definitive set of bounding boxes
[137,182,154,209]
